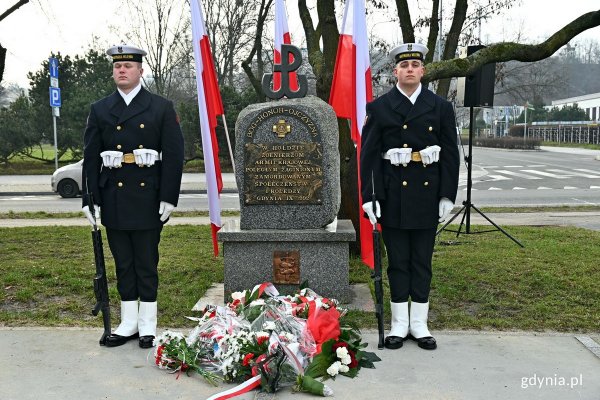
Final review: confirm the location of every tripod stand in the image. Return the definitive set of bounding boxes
[436,106,524,248]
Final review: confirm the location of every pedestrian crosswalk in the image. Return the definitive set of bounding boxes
[461,165,600,190]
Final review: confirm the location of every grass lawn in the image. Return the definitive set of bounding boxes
[0,224,598,333]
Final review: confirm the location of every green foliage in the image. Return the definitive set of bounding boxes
[516,103,589,124]
[0,95,36,164]
[547,103,589,122]
[25,49,114,162]
[177,85,257,169]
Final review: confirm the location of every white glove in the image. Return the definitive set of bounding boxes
[100,151,123,168]
[362,201,381,225]
[159,201,175,222]
[419,145,441,165]
[133,149,159,167]
[82,204,100,226]
[438,198,454,222]
[387,148,412,167]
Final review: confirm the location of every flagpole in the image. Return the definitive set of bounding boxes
[221,114,236,174]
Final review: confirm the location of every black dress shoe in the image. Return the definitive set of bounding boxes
[384,335,407,349]
[139,335,155,349]
[408,334,437,350]
[104,332,139,347]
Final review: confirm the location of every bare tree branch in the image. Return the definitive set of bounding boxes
[0,0,29,22]
[241,0,273,101]
[425,10,600,82]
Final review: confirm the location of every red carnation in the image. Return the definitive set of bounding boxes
[242,353,254,366]
[257,335,269,346]
[155,345,164,365]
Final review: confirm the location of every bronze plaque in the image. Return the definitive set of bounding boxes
[243,106,324,205]
[244,142,323,204]
[273,250,300,285]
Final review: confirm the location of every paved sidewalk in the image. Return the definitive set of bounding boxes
[2,211,600,231]
[1,327,598,400]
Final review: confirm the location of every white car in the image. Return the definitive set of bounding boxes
[51,160,83,198]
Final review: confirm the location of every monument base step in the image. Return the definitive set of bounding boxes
[192,283,374,313]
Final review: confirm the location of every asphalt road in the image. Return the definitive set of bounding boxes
[0,147,598,213]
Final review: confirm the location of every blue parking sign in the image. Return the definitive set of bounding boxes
[49,57,59,78]
[49,87,61,107]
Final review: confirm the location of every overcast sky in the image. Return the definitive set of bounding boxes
[1,0,599,88]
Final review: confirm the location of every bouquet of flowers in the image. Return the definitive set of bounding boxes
[151,283,380,398]
[153,330,221,385]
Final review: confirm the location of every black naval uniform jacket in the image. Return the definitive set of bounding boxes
[360,86,460,229]
[82,87,184,230]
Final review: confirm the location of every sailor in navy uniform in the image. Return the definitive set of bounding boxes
[360,43,459,350]
[82,44,184,348]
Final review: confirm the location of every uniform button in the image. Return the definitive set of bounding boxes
[403,144,408,148]
[428,126,433,131]
[403,124,408,130]
[116,144,122,150]
[138,145,144,149]
[424,181,429,186]
[140,123,145,129]
[118,182,123,187]
[140,182,145,187]
[116,125,122,131]
[402,181,407,186]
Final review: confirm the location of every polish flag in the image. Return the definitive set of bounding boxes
[273,0,298,91]
[329,0,375,267]
[191,0,224,256]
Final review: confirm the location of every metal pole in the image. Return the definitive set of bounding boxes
[524,104,527,142]
[221,114,236,175]
[438,0,443,61]
[466,106,474,234]
[53,112,58,170]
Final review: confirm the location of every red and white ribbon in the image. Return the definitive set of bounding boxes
[205,375,261,400]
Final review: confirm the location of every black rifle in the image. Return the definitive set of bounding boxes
[370,174,385,350]
[86,191,111,346]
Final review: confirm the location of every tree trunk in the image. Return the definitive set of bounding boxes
[435,0,468,97]
[394,0,414,43]
[0,44,6,83]
[424,0,439,64]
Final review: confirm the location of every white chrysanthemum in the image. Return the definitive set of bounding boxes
[339,364,349,373]
[341,355,352,365]
[263,321,276,331]
[326,361,341,377]
[231,290,246,301]
[250,298,265,306]
[336,346,349,358]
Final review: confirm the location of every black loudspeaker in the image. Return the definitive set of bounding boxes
[463,45,495,107]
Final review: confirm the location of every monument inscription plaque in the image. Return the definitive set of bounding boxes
[244,141,323,205]
[235,96,340,230]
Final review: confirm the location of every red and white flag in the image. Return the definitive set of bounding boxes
[329,0,375,267]
[273,0,298,91]
[191,0,224,256]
